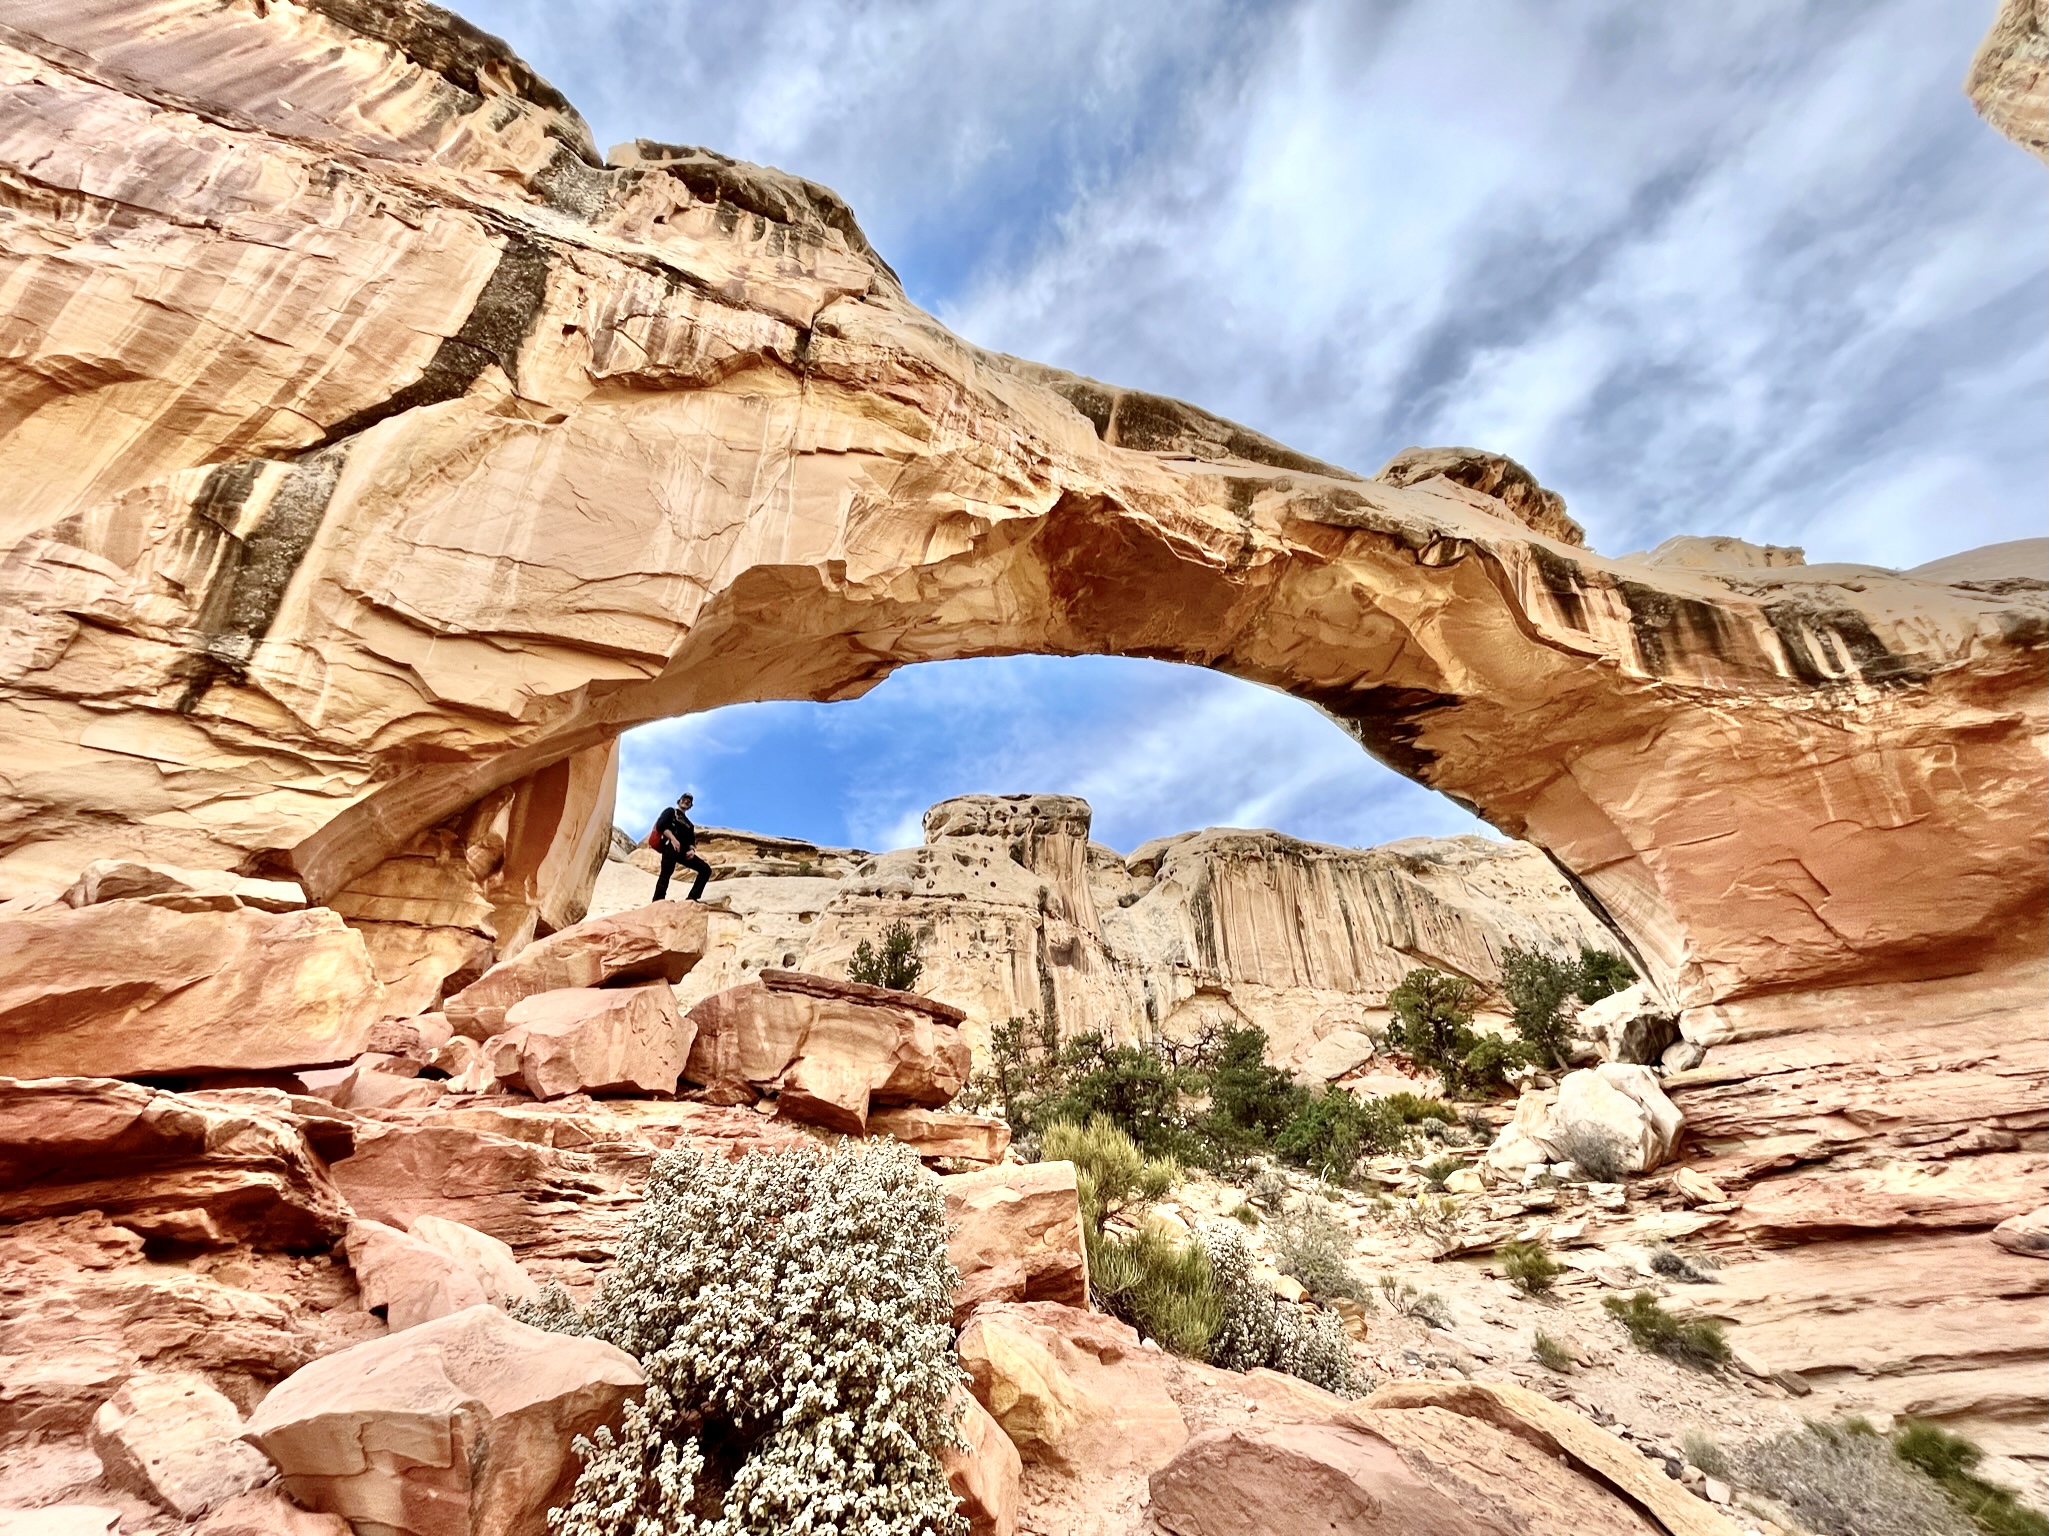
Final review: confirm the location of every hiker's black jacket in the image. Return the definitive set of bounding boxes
[654,806,697,854]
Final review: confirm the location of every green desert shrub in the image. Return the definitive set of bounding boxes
[1552,1120,1631,1182]
[1648,1244,1716,1284]
[1500,1238,1563,1296]
[847,920,925,992]
[1531,1330,1575,1372]
[1088,1215,1224,1360]
[1893,1420,2049,1536]
[1270,1201,1366,1302]
[1377,1273,1453,1329]
[1042,1115,1178,1229]
[1499,943,1580,1069]
[1273,1087,1382,1181]
[1200,1026,1309,1154]
[519,1141,964,1536]
[1602,1289,1731,1368]
[1737,1421,1974,1536]
[1418,1156,1462,1191]
[1574,944,1636,1003]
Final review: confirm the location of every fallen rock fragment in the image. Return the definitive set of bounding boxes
[867,1106,1011,1165]
[345,1220,491,1331]
[940,1162,1089,1321]
[955,1302,1186,1475]
[487,982,691,1099]
[939,1387,1022,1536]
[63,859,307,914]
[445,903,708,1038]
[90,1372,273,1517]
[0,903,381,1078]
[0,1509,123,1536]
[244,1305,644,1536]
[195,1487,352,1536]
[1991,1204,2049,1258]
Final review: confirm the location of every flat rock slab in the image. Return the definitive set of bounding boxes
[0,904,381,1077]
[0,1077,351,1249]
[244,1305,643,1536]
[90,1371,272,1518]
[867,1106,1011,1165]
[445,903,707,1038]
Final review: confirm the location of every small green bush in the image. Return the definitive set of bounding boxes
[1682,1429,1729,1478]
[1500,1239,1563,1296]
[1377,1274,1452,1329]
[519,1142,964,1536]
[1574,945,1636,1003]
[1602,1289,1731,1368]
[1894,1420,2049,1536]
[1202,1026,1309,1152]
[1271,1201,1366,1302]
[1500,943,1579,1068]
[1228,1202,1260,1225]
[1532,1330,1575,1372]
[1274,1087,1383,1181]
[1088,1216,1223,1359]
[1385,968,1483,1093]
[1649,1244,1716,1284]
[848,920,925,992]
[1418,1156,1461,1191]
[1553,1120,1631,1182]
[1042,1116,1177,1229]
[1738,1421,1974,1536]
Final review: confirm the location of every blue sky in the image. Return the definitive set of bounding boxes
[455,0,2047,854]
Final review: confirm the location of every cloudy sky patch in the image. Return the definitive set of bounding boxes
[456,0,2045,853]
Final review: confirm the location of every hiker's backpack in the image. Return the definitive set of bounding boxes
[644,819,663,850]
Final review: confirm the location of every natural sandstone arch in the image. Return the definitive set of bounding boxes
[0,0,2043,1040]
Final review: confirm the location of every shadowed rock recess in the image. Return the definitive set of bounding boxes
[0,3,2044,1529]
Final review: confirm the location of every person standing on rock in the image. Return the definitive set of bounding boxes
[652,792,712,902]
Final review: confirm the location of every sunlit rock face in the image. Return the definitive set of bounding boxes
[605,794,1636,1065]
[0,0,2042,1047]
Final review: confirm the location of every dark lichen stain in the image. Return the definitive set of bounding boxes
[1106,390,1354,478]
[1050,379,1114,438]
[1615,580,1757,677]
[1530,545,1588,632]
[176,237,555,711]
[1761,601,1929,688]
[313,235,552,447]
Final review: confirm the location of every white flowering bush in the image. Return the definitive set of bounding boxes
[518,1141,966,1536]
[1200,1219,1358,1397]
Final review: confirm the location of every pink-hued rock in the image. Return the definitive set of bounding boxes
[486,982,691,1099]
[89,1371,273,1517]
[62,859,307,914]
[1992,1204,2049,1258]
[444,903,708,1038]
[408,1215,540,1307]
[1148,1407,1669,1536]
[0,1077,351,1249]
[243,1305,644,1536]
[939,1387,1022,1536]
[345,1214,540,1331]
[955,1302,1186,1476]
[1,1510,122,1536]
[867,1106,1012,1165]
[0,903,381,1078]
[684,971,970,1132]
[195,1487,353,1536]
[940,1162,1089,1322]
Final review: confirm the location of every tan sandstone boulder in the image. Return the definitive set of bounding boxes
[485,982,692,1099]
[195,1487,353,1536]
[0,1077,352,1249]
[444,903,708,1038]
[867,1106,1012,1165]
[90,1372,273,1518]
[940,1162,1090,1322]
[63,859,307,914]
[243,1305,644,1536]
[1148,1407,1668,1536]
[0,1510,123,1536]
[0,903,381,1078]
[1993,1205,2049,1258]
[1491,1065,1684,1175]
[955,1302,1187,1475]
[684,970,971,1132]
[345,1216,537,1331]
[939,1387,1023,1536]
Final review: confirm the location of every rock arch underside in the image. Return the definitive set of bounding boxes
[1,0,2047,1485]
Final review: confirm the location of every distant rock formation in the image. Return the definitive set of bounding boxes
[597,794,1616,1066]
[1969,0,2049,162]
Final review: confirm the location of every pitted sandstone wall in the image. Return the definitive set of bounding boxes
[0,0,2042,1049]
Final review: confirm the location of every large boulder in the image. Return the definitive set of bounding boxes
[685,970,970,1132]
[485,982,692,1099]
[940,1162,1090,1322]
[0,1077,352,1248]
[243,1305,644,1536]
[954,1302,1187,1475]
[0,904,382,1078]
[1575,982,1680,1066]
[444,903,708,1038]
[1486,1064,1683,1175]
[89,1372,273,1518]
[1148,1406,1673,1536]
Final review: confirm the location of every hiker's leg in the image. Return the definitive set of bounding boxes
[684,853,711,902]
[653,851,677,901]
